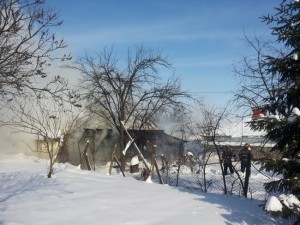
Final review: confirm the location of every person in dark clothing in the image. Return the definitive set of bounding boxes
[222,145,236,175]
[239,143,253,173]
[239,143,253,198]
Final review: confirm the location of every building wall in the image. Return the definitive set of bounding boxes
[126,130,184,162]
[65,128,119,167]
[63,128,184,168]
[36,139,60,159]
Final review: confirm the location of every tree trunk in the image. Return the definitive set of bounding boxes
[120,124,126,172]
[215,145,227,194]
[203,165,207,192]
[47,167,52,178]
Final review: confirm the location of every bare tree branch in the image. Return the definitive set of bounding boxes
[233,35,289,116]
[0,0,71,104]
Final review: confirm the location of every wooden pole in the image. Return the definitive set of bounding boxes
[152,145,163,184]
[109,144,126,177]
[85,153,92,171]
[109,144,117,175]
[154,158,163,184]
[114,155,126,177]
[120,121,151,173]
[79,141,91,170]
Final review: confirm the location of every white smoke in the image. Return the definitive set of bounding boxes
[0,126,35,155]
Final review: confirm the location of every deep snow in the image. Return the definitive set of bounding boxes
[0,153,288,225]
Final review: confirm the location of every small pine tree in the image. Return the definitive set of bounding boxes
[248,0,300,222]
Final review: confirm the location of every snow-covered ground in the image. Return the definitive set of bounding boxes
[0,153,290,225]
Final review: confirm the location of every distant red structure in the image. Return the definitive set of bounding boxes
[252,107,268,120]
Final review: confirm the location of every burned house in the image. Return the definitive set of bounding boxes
[42,128,186,169]
[125,129,185,161]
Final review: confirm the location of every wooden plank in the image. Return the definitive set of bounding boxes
[85,153,92,171]
[109,144,117,175]
[79,142,91,170]
[114,155,126,177]
[154,158,163,184]
[121,121,151,173]
[108,144,125,177]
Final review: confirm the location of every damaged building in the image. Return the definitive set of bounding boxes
[36,127,186,169]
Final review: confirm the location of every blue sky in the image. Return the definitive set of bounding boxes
[46,0,278,106]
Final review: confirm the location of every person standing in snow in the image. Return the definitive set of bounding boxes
[238,143,252,173]
[221,145,236,175]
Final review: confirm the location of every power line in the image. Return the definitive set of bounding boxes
[191,91,232,94]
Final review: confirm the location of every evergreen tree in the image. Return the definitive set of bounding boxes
[248,0,300,222]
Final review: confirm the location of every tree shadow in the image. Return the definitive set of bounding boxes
[0,171,71,211]
[175,187,287,225]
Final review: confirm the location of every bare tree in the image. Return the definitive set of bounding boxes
[0,0,71,105]
[71,46,191,170]
[2,97,83,178]
[233,35,288,116]
[168,106,193,187]
[191,103,232,194]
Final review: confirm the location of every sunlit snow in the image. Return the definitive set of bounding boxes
[265,196,283,212]
[0,153,289,225]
